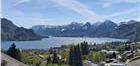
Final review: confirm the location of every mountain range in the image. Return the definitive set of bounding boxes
[32,20,140,41]
[1,18,140,41]
[1,18,42,41]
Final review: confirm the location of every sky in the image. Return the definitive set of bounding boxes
[2,0,140,28]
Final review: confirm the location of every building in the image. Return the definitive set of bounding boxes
[105,63,126,66]
[83,60,99,66]
[105,59,126,66]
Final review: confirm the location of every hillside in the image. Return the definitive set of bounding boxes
[1,18,42,41]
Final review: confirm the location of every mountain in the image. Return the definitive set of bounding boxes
[1,18,42,41]
[31,25,48,36]
[31,20,118,37]
[2,18,139,41]
[31,20,140,41]
[32,22,86,37]
[59,22,86,37]
[88,20,118,37]
[110,20,140,41]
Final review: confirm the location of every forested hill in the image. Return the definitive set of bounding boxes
[1,18,42,41]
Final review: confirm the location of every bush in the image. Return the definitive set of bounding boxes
[92,52,106,62]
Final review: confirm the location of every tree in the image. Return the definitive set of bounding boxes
[7,43,21,61]
[92,52,106,62]
[47,56,52,63]
[112,52,117,59]
[53,52,59,63]
[81,41,89,55]
[75,45,83,66]
[69,45,83,66]
[69,46,74,66]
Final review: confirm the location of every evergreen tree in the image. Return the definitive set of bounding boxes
[53,52,59,63]
[81,41,89,55]
[75,45,83,66]
[7,43,21,61]
[69,46,74,66]
[69,45,83,66]
[47,56,52,63]
[112,52,117,59]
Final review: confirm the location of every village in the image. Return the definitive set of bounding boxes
[2,41,140,66]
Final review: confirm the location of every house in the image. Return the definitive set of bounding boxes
[105,63,126,66]
[106,51,118,59]
[122,51,135,59]
[105,59,119,63]
[105,59,126,66]
[83,60,99,66]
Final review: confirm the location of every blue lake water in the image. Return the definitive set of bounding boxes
[1,37,128,50]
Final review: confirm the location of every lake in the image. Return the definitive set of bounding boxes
[1,37,128,50]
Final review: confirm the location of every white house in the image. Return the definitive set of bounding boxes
[105,62,126,66]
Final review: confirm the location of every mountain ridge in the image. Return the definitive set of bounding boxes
[1,18,43,41]
[31,20,140,41]
[1,18,139,41]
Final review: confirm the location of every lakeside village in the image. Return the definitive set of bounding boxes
[1,40,140,66]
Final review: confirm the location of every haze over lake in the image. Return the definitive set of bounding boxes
[2,37,128,50]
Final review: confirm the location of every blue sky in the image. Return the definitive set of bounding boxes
[2,0,140,28]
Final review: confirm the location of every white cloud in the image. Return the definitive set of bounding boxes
[11,0,139,23]
[105,8,138,18]
[14,0,31,6]
[101,0,139,8]
[101,7,139,22]
[51,0,138,22]
[102,0,140,3]
[102,3,111,8]
[136,18,140,21]
[50,0,101,21]
[0,0,1,17]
